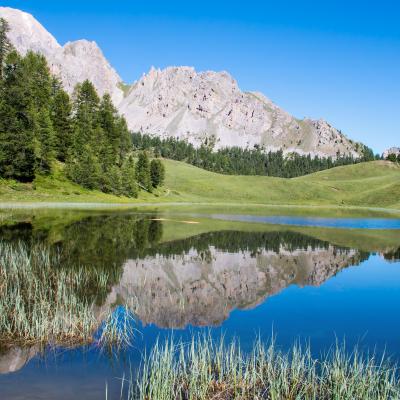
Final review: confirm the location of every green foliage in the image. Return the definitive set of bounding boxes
[121,156,138,198]
[387,153,398,163]
[65,147,101,190]
[0,51,37,181]
[133,133,375,178]
[0,17,13,80]
[0,20,156,197]
[33,108,56,174]
[150,158,165,188]
[136,151,152,191]
[50,80,73,162]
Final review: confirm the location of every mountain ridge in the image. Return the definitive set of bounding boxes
[0,6,366,158]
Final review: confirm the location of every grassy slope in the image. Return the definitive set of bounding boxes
[163,159,400,208]
[0,160,399,212]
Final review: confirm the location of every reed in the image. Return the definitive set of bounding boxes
[122,335,399,400]
[0,241,107,345]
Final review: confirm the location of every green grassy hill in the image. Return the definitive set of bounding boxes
[0,160,399,212]
[163,159,400,208]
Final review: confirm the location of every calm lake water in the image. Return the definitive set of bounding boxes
[0,210,399,399]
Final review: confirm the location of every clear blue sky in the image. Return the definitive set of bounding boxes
[3,0,399,153]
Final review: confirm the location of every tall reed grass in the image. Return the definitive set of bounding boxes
[0,241,115,345]
[121,335,400,400]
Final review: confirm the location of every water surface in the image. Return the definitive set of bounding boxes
[0,210,399,399]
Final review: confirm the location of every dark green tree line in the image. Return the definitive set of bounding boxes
[132,133,377,178]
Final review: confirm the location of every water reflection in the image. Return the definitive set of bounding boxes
[0,211,398,377]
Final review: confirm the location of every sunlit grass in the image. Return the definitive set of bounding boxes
[121,335,400,400]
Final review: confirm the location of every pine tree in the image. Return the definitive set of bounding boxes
[51,81,73,161]
[150,159,165,188]
[136,151,152,192]
[65,147,101,190]
[0,18,13,80]
[72,80,100,154]
[0,51,35,181]
[102,165,123,195]
[121,156,138,198]
[33,108,56,174]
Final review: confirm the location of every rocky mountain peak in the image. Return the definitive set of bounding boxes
[0,7,124,106]
[0,6,60,56]
[120,66,362,157]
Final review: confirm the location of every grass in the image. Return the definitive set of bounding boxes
[121,335,400,400]
[0,240,134,347]
[0,160,399,217]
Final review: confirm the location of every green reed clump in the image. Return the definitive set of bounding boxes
[0,241,109,345]
[123,335,400,400]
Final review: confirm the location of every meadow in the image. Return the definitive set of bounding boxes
[0,160,399,217]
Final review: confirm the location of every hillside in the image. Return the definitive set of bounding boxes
[0,160,399,212]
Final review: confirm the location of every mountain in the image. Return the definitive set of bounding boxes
[0,7,364,158]
[120,66,362,157]
[0,7,124,105]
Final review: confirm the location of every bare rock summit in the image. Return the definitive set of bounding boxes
[0,7,124,105]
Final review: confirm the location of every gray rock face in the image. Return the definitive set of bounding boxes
[120,67,362,157]
[382,147,400,159]
[0,7,124,105]
[0,7,365,158]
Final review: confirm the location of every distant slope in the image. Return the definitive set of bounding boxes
[163,160,400,208]
[0,160,399,211]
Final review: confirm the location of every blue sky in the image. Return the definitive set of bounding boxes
[3,0,399,153]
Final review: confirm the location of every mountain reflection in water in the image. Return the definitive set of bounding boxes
[0,212,398,376]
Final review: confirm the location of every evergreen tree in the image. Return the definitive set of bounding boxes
[121,156,138,198]
[102,165,123,195]
[51,81,73,161]
[33,108,56,174]
[0,18,13,80]
[136,151,152,191]
[0,51,35,181]
[65,147,101,190]
[72,80,100,154]
[150,159,165,188]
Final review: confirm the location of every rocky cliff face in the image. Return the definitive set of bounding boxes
[0,7,124,105]
[102,245,363,328]
[0,7,364,158]
[120,67,361,157]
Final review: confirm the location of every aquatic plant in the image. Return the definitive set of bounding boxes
[98,306,138,351]
[0,241,108,345]
[122,335,400,400]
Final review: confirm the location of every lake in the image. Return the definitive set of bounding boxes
[0,209,399,399]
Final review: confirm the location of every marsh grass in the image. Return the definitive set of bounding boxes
[0,241,111,345]
[122,335,400,400]
[98,306,138,352]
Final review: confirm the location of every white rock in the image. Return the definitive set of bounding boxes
[0,7,124,105]
[120,66,362,157]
